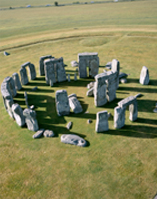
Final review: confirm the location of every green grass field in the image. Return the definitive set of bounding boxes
[0,0,157,198]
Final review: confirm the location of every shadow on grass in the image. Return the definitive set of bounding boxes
[104,125,157,139]
[127,78,157,86]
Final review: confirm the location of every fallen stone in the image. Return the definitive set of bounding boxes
[86,87,94,96]
[61,134,87,147]
[87,119,92,124]
[44,130,55,137]
[153,108,157,113]
[87,82,95,89]
[71,60,78,67]
[66,121,73,130]
[119,72,128,79]
[4,51,10,56]
[105,62,112,69]
[33,129,44,139]
[120,78,127,84]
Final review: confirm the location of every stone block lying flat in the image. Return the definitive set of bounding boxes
[61,134,87,147]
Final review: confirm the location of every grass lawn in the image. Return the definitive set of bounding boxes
[0,1,157,198]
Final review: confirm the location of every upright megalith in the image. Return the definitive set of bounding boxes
[39,55,53,76]
[12,103,25,127]
[44,59,56,85]
[44,57,66,85]
[20,67,28,85]
[111,59,120,88]
[68,94,83,114]
[78,52,99,78]
[95,110,109,132]
[139,66,149,85]
[114,96,138,129]
[24,92,30,108]
[29,63,36,80]
[23,109,39,131]
[12,73,22,91]
[55,90,70,116]
[3,76,17,97]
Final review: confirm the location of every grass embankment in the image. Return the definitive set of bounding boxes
[0,1,157,198]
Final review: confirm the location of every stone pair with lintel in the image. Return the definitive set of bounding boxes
[78,52,99,78]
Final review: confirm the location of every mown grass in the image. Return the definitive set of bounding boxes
[0,1,157,199]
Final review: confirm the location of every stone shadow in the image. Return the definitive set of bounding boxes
[127,78,157,86]
[118,86,157,93]
[104,125,157,139]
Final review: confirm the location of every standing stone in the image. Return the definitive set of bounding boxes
[111,59,120,88]
[74,73,77,81]
[24,92,30,108]
[44,59,56,85]
[12,103,25,127]
[20,68,28,85]
[139,66,149,85]
[3,76,17,97]
[29,63,36,80]
[68,94,83,114]
[23,109,39,131]
[89,59,99,78]
[129,100,138,121]
[66,121,73,130]
[114,106,125,129]
[68,74,70,82]
[39,55,52,76]
[61,134,87,147]
[12,73,22,91]
[55,90,70,116]
[56,60,67,82]
[95,110,109,132]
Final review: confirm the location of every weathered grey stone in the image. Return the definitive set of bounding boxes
[111,59,120,88]
[153,108,157,113]
[119,72,128,79]
[12,73,22,91]
[105,62,112,69]
[20,68,28,85]
[139,66,149,85]
[12,103,25,127]
[87,119,92,124]
[30,105,35,110]
[114,96,138,129]
[29,63,36,80]
[4,51,10,56]
[71,60,78,67]
[23,109,39,131]
[56,90,70,116]
[134,93,142,98]
[66,121,73,130]
[78,52,99,78]
[86,87,94,96]
[114,106,125,129]
[61,134,87,147]
[56,58,67,82]
[39,55,52,76]
[44,59,56,85]
[87,82,95,89]
[24,92,30,108]
[3,76,17,97]
[74,73,77,81]
[21,62,30,68]
[120,78,127,83]
[68,93,83,114]
[68,74,70,82]
[95,110,108,132]
[33,129,44,139]
[43,130,55,137]
[1,81,14,118]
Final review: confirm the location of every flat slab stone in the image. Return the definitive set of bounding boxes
[61,134,87,147]
[33,129,44,139]
[71,60,78,67]
[43,130,55,137]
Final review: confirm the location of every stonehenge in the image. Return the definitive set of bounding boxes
[39,55,53,76]
[95,110,109,132]
[78,52,99,78]
[114,96,138,129]
[12,73,22,91]
[55,90,70,116]
[139,66,149,85]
